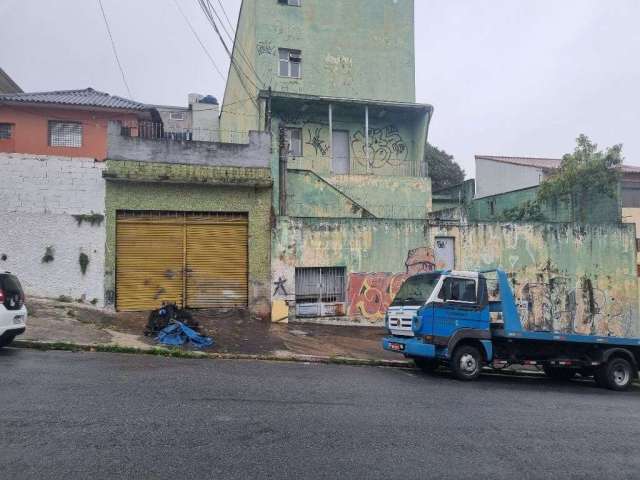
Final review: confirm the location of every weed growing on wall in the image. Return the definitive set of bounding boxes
[42,246,55,263]
[72,212,105,227]
[79,252,90,275]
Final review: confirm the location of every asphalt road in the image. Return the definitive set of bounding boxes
[1,349,639,480]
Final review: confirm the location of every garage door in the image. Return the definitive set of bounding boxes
[116,212,248,311]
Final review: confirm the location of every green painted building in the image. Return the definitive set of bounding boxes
[221,0,433,219]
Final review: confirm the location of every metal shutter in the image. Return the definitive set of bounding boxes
[115,212,248,312]
[116,214,185,311]
[185,214,248,308]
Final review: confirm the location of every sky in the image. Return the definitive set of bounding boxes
[1,0,639,177]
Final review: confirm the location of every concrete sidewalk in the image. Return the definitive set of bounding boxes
[20,297,402,364]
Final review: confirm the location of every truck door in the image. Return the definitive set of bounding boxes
[433,277,484,340]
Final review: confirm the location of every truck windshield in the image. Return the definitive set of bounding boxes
[391,273,441,307]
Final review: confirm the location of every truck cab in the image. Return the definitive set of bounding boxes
[384,271,492,380]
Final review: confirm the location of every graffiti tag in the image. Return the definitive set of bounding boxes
[305,127,329,156]
[351,125,408,169]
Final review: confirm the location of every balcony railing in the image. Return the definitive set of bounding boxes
[119,121,250,145]
[287,154,427,177]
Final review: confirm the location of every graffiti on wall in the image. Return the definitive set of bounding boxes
[347,247,436,319]
[305,127,330,156]
[351,125,408,169]
[257,40,275,56]
[324,54,353,88]
[515,277,633,337]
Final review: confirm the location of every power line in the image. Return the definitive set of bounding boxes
[172,0,227,82]
[216,0,236,35]
[197,0,261,102]
[96,0,133,98]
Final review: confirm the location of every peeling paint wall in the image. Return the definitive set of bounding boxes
[104,161,272,318]
[273,217,639,335]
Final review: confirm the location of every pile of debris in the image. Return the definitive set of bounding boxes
[144,303,213,349]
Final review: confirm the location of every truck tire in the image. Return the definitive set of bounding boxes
[595,357,634,391]
[543,366,576,381]
[451,345,482,381]
[412,357,439,374]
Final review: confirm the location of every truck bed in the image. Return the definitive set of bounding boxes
[491,326,640,348]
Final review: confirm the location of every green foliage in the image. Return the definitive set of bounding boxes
[538,134,622,205]
[41,246,55,263]
[497,200,545,222]
[424,142,465,190]
[79,253,90,275]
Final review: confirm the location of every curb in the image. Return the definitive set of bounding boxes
[11,339,414,369]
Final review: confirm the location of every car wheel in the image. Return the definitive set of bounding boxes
[451,345,482,381]
[0,334,15,348]
[413,357,439,374]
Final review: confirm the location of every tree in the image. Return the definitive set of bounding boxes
[537,134,623,205]
[424,142,465,190]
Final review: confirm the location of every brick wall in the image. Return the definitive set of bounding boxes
[0,153,106,304]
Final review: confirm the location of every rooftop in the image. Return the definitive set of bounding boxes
[476,155,640,174]
[0,87,148,111]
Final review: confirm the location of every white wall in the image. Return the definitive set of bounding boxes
[475,158,544,198]
[0,153,106,305]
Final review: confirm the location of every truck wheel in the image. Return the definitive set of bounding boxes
[543,366,576,381]
[451,345,482,381]
[413,357,439,374]
[595,357,634,391]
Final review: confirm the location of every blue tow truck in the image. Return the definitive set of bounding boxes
[382,269,640,391]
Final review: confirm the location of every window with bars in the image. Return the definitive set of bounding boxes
[0,123,13,140]
[295,267,346,304]
[284,127,302,157]
[278,0,301,6]
[279,48,302,78]
[48,121,82,147]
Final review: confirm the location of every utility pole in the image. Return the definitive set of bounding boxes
[266,86,273,133]
[278,127,288,216]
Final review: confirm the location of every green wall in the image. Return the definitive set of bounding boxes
[470,186,621,224]
[104,161,272,317]
[272,217,639,335]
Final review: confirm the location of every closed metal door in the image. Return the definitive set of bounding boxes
[434,237,455,270]
[185,214,248,309]
[116,214,185,311]
[332,130,350,175]
[116,212,248,311]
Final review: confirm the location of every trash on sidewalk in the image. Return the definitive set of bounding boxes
[156,321,214,349]
[145,303,214,349]
[144,303,198,336]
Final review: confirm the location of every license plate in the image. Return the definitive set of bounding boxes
[13,315,24,325]
[389,342,405,352]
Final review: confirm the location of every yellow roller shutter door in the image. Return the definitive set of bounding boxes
[185,215,248,309]
[115,212,248,311]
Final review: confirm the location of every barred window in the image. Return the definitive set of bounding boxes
[0,123,12,140]
[48,121,82,147]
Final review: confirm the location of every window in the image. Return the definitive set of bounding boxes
[278,0,301,5]
[169,112,185,121]
[48,121,82,147]
[284,127,302,157]
[438,277,477,303]
[622,185,640,208]
[295,267,346,317]
[0,123,12,140]
[279,48,302,78]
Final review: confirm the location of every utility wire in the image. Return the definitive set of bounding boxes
[197,0,261,100]
[206,0,263,88]
[172,0,227,82]
[216,0,236,35]
[97,0,133,98]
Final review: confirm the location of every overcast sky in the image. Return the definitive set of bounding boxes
[1,0,638,176]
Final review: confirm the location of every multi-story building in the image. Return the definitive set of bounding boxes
[220,0,438,324]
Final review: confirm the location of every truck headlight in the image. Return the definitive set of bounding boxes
[412,315,422,332]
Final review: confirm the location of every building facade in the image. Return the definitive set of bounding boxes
[219,0,434,324]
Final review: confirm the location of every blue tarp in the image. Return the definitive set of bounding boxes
[156,321,214,349]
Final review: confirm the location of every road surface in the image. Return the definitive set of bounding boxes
[1,348,639,479]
